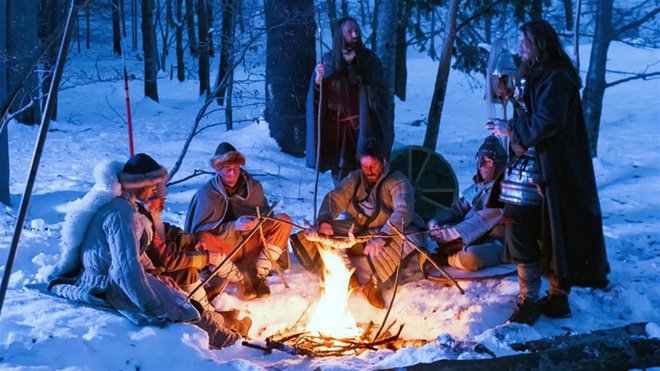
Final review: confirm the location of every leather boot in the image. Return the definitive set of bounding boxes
[539,294,571,318]
[508,299,540,325]
[196,309,240,349]
[218,310,252,338]
[362,279,385,309]
[236,277,257,301]
[252,275,271,299]
[349,273,361,291]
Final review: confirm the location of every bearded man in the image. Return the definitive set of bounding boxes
[292,139,426,309]
[306,16,394,185]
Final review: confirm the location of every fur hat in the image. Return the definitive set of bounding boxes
[210,142,245,171]
[118,153,169,189]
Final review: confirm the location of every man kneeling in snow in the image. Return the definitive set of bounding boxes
[49,153,240,349]
[426,136,506,272]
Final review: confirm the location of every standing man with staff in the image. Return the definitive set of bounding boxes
[306,16,394,186]
[486,20,609,325]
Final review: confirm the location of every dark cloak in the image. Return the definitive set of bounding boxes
[507,63,610,286]
[305,49,394,173]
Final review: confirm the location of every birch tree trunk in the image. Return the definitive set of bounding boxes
[582,0,612,157]
[423,0,459,151]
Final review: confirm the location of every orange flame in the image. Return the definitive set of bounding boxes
[306,245,360,338]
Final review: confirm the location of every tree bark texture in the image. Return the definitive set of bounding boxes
[582,0,612,157]
[142,0,159,101]
[373,0,398,103]
[423,0,459,151]
[394,1,411,101]
[0,0,9,205]
[185,0,197,57]
[216,0,236,105]
[175,0,184,81]
[112,0,121,55]
[196,0,209,96]
[264,0,315,157]
[5,0,41,124]
[39,0,64,121]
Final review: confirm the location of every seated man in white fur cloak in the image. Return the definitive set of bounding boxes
[49,153,240,349]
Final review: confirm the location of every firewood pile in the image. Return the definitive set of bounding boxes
[265,322,404,357]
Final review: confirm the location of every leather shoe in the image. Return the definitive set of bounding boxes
[539,294,571,318]
[252,275,271,298]
[508,300,540,325]
[362,279,385,309]
[236,278,257,301]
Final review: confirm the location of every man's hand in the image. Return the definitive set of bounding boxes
[485,118,509,136]
[315,63,326,85]
[364,238,387,256]
[430,226,461,243]
[234,215,258,232]
[208,251,226,267]
[318,222,334,236]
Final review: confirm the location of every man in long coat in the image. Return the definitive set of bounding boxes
[306,16,394,185]
[488,20,609,324]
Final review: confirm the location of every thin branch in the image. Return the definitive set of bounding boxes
[610,6,660,40]
[456,0,504,32]
[605,71,660,88]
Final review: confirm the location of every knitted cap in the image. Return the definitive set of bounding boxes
[118,153,169,189]
[210,142,245,170]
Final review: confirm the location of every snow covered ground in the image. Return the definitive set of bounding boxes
[1,39,659,369]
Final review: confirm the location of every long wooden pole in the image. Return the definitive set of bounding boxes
[0,0,80,316]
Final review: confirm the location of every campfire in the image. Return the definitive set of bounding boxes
[266,244,403,357]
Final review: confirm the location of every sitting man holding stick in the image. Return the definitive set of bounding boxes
[291,139,427,309]
[185,142,292,300]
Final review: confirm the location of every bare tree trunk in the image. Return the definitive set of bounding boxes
[112,0,121,54]
[185,0,198,57]
[132,0,137,50]
[6,0,40,124]
[530,0,543,20]
[423,0,459,151]
[264,0,315,156]
[327,0,337,35]
[582,0,612,157]
[216,0,236,105]
[0,0,9,206]
[573,0,581,71]
[86,2,90,48]
[142,0,160,101]
[39,0,64,120]
[374,0,398,101]
[340,0,348,17]
[175,0,184,81]
[197,0,209,96]
[394,1,411,101]
[207,2,213,57]
[563,0,573,31]
[120,0,127,37]
[225,72,233,130]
